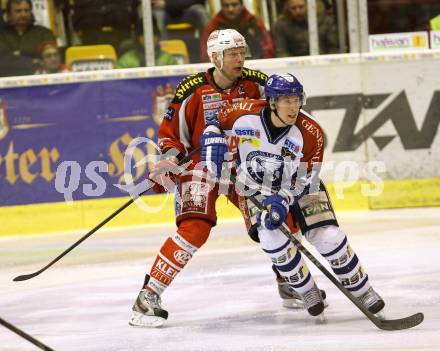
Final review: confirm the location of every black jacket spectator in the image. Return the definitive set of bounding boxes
[0,0,56,76]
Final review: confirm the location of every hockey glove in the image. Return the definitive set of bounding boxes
[149,159,180,193]
[257,194,290,230]
[200,125,228,179]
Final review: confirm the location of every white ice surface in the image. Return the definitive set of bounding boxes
[1,207,439,351]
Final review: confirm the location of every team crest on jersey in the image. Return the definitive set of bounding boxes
[180,181,209,214]
[234,128,261,138]
[163,106,175,121]
[202,93,222,102]
[246,151,284,187]
[281,138,303,159]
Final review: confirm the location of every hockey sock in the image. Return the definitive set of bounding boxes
[146,219,211,295]
[307,225,371,297]
[259,229,316,295]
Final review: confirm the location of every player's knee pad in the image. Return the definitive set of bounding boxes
[306,225,347,256]
[258,227,290,252]
[177,218,212,248]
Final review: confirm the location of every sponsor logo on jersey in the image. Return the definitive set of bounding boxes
[203,101,225,110]
[239,136,260,148]
[238,85,245,95]
[302,200,331,217]
[219,101,254,119]
[173,250,192,265]
[163,106,175,121]
[281,138,303,159]
[241,68,268,83]
[246,151,284,187]
[234,128,261,138]
[232,97,244,103]
[175,75,205,100]
[202,93,222,102]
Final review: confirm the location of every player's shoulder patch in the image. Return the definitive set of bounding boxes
[241,67,268,86]
[172,72,207,103]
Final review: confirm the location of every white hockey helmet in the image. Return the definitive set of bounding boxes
[207,29,248,63]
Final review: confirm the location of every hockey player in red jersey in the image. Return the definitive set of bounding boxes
[200,73,385,318]
[129,29,300,328]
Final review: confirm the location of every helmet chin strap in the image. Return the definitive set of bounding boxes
[270,100,290,127]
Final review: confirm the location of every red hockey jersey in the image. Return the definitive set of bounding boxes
[157,67,268,164]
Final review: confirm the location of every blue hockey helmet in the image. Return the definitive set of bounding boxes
[264,74,306,105]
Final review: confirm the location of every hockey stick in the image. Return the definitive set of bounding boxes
[235,177,424,330]
[13,148,199,282]
[0,317,55,351]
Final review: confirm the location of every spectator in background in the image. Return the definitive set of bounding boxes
[272,0,338,57]
[200,0,274,62]
[71,0,134,49]
[118,19,177,68]
[0,4,6,29]
[0,0,56,77]
[151,0,210,39]
[35,41,71,74]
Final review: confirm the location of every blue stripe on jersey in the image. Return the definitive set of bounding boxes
[291,272,312,289]
[332,254,359,275]
[262,239,290,254]
[276,249,302,272]
[322,236,348,258]
[347,274,369,292]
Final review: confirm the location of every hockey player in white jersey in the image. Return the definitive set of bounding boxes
[200,73,385,318]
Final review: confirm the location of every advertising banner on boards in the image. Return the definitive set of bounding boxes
[0,77,182,206]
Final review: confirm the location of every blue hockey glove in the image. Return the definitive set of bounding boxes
[257,194,290,230]
[200,126,228,179]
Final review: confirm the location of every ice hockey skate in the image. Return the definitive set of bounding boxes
[300,283,326,319]
[276,273,327,309]
[358,287,385,315]
[129,288,168,328]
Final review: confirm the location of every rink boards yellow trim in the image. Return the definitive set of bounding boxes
[1,178,439,236]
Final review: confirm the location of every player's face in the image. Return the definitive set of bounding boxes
[276,95,301,124]
[221,47,246,79]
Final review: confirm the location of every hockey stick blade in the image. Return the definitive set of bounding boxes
[13,148,199,282]
[13,271,41,281]
[374,312,424,331]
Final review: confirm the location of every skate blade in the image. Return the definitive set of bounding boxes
[315,312,327,324]
[129,311,166,328]
[282,299,304,309]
